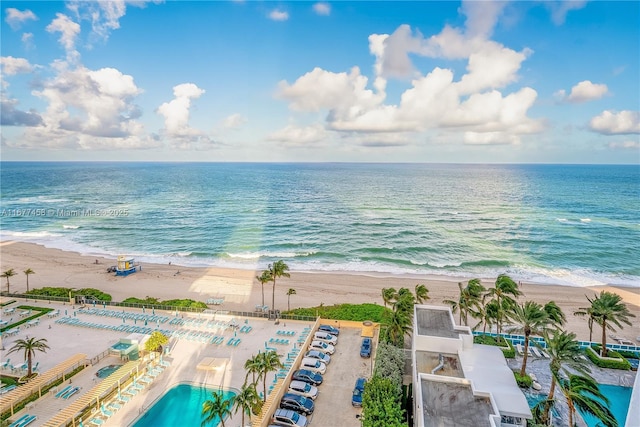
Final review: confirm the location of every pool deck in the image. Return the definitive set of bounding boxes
[507,352,637,427]
[0,300,315,427]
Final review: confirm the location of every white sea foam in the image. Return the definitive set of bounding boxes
[580,218,591,223]
[63,225,80,229]
[14,196,70,204]
[225,251,316,259]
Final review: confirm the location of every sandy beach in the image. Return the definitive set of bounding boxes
[1,241,638,343]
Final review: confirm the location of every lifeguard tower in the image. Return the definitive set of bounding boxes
[116,255,139,276]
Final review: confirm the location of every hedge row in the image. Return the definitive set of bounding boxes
[586,346,631,370]
[473,335,516,358]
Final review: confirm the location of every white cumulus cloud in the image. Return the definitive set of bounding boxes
[4,8,37,30]
[46,13,81,56]
[589,110,640,135]
[157,83,218,150]
[564,80,609,103]
[267,124,327,145]
[221,113,247,129]
[0,56,33,75]
[268,9,289,21]
[312,2,331,16]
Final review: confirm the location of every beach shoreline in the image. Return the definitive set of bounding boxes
[1,240,639,343]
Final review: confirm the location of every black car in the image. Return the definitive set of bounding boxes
[318,324,340,336]
[352,377,366,407]
[280,393,315,415]
[292,369,323,386]
[360,337,372,358]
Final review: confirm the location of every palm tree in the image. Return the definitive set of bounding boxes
[286,288,296,311]
[381,287,397,308]
[574,295,599,342]
[244,355,261,385]
[414,284,429,304]
[483,274,522,334]
[1,269,16,294]
[561,375,617,427]
[267,260,290,313]
[543,301,566,328]
[7,336,50,376]
[233,382,261,427]
[506,301,549,376]
[444,279,485,326]
[384,308,412,347]
[542,329,593,424]
[255,271,271,308]
[144,331,169,354]
[201,390,233,427]
[23,268,35,293]
[258,350,283,401]
[393,288,415,314]
[590,291,635,357]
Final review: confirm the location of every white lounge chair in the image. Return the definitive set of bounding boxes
[516,344,524,355]
[531,347,543,358]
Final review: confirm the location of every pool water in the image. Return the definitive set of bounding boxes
[580,384,632,427]
[96,365,122,379]
[112,342,134,350]
[130,384,236,427]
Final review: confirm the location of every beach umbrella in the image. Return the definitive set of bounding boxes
[134,319,137,325]
[103,302,106,308]
[65,310,68,316]
[93,301,96,307]
[73,311,76,317]
[123,318,125,323]
[142,306,145,313]
[152,307,155,315]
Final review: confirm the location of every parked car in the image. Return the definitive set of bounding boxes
[318,324,340,336]
[272,409,308,427]
[288,380,319,400]
[304,350,331,364]
[309,340,335,355]
[301,357,327,374]
[313,331,338,345]
[280,393,315,415]
[292,369,323,386]
[352,377,366,407]
[360,337,372,358]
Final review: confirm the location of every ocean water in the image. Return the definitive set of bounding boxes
[1,162,638,288]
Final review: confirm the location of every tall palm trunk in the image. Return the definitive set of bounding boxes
[601,319,608,357]
[520,330,530,377]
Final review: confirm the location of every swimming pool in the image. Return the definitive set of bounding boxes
[130,384,236,427]
[579,384,632,427]
[95,365,122,379]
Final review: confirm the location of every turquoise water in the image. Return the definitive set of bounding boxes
[580,384,632,427]
[112,342,133,350]
[96,365,122,379]
[131,384,236,427]
[1,162,638,287]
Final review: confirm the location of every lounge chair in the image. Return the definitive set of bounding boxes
[55,385,72,398]
[516,344,524,355]
[88,417,105,426]
[531,347,543,358]
[0,359,11,369]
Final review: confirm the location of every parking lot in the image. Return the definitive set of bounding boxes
[306,324,375,427]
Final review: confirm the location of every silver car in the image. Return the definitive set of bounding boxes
[304,349,331,364]
[309,340,335,355]
[288,380,319,400]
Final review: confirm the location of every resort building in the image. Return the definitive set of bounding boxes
[411,304,532,427]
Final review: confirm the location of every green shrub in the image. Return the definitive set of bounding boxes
[586,346,631,370]
[362,376,405,427]
[286,303,387,322]
[473,335,515,358]
[373,342,404,391]
[514,372,533,388]
[25,287,112,301]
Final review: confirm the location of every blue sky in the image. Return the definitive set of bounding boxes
[1,1,638,163]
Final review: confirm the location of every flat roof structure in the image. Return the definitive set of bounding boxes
[415,308,468,338]
[412,305,531,427]
[459,344,532,419]
[420,378,495,427]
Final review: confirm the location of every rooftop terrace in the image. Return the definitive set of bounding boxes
[415,307,469,338]
[420,379,495,427]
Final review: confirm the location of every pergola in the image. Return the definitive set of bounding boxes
[0,353,87,416]
[41,359,143,427]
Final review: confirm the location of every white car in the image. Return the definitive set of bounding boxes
[313,331,338,345]
[304,350,331,365]
[301,357,327,374]
[288,380,319,400]
[309,340,335,355]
